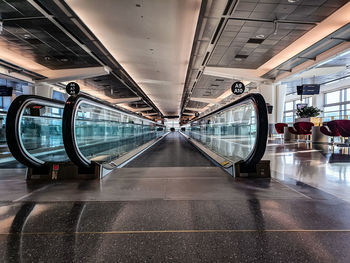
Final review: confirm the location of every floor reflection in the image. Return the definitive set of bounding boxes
[266,139,350,202]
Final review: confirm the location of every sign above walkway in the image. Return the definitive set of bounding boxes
[231,82,245,95]
[66,82,80,95]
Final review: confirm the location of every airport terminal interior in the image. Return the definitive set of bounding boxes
[1,0,350,262]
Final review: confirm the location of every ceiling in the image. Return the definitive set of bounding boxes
[0,1,99,69]
[64,0,202,116]
[192,74,235,98]
[0,0,162,116]
[1,0,350,120]
[208,0,347,69]
[181,0,350,117]
[282,49,350,94]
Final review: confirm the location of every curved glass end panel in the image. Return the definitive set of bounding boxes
[183,93,268,169]
[63,95,165,167]
[6,95,68,167]
[0,112,6,144]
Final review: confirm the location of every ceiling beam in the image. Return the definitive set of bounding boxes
[36,66,110,84]
[190,97,217,104]
[185,107,201,111]
[204,67,264,82]
[111,97,141,104]
[257,2,350,77]
[276,42,350,82]
[134,107,152,112]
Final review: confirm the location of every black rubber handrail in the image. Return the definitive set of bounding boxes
[188,93,268,171]
[63,94,164,168]
[6,95,65,168]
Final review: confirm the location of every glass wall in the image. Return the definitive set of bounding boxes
[184,100,257,163]
[283,97,312,123]
[19,102,68,163]
[0,111,6,144]
[323,88,350,121]
[74,101,165,163]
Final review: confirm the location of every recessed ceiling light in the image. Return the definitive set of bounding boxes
[288,0,299,2]
[256,34,265,39]
[23,34,31,39]
[60,58,69,62]
[235,58,242,61]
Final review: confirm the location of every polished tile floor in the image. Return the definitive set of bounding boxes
[0,134,350,262]
[266,139,350,202]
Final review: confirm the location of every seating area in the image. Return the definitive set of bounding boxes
[288,122,314,137]
[274,120,350,146]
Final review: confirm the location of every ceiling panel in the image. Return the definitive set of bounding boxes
[207,0,348,69]
[186,100,209,109]
[0,0,100,70]
[264,22,350,79]
[82,74,135,99]
[192,74,235,98]
[65,0,202,116]
[2,19,99,69]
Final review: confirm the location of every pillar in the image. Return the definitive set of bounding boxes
[257,82,276,124]
[276,84,287,123]
[34,83,52,98]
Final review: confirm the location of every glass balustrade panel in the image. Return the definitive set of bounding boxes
[185,100,257,163]
[19,103,68,162]
[74,102,165,162]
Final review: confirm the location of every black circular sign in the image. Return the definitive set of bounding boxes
[66,82,80,95]
[231,81,245,95]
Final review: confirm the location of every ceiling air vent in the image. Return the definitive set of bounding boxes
[215,78,224,82]
[235,54,248,59]
[247,38,265,44]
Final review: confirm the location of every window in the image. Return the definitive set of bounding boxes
[285,101,293,111]
[323,87,350,121]
[283,97,312,123]
[325,90,341,105]
[52,90,68,102]
[2,97,11,111]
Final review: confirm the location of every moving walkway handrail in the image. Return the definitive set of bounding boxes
[63,94,163,168]
[187,93,268,170]
[6,95,65,168]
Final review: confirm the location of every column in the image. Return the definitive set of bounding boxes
[34,83,52,98]
[276,84,287,123]
[257,82,276,124]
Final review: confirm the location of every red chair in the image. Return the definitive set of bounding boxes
[334,120,350,146]
[320,120,341,144]
[288,122,314,141]
[275,123,288,134]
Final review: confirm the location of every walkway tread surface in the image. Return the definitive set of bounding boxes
[126,132,215,167]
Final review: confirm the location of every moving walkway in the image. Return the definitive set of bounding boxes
[181,93,269,177]
[5,93,268,179]
[6,94,166,179]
